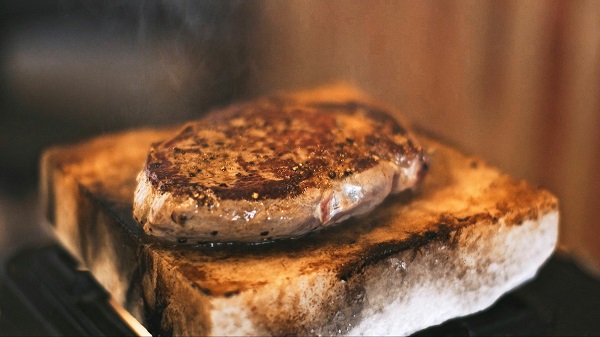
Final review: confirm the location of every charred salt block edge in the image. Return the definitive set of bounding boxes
[39,86,559,336]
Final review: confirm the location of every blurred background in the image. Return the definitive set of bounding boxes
[0,0,599,280]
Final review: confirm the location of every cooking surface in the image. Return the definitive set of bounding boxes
[36,105,560,335]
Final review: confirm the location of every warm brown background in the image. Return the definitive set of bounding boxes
[246,0,600,276]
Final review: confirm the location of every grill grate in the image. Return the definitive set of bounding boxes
[0,245,139,336]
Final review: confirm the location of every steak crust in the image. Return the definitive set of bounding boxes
[133,97,427,243]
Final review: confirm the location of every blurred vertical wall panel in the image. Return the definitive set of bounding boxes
[556,1,600,273]
[250,0,600,275]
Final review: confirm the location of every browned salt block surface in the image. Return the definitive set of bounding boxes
[40,87,558,336]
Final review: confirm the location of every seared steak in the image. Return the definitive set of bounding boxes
[133,98,427,243]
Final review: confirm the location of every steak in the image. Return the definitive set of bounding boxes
[133,97,427,243]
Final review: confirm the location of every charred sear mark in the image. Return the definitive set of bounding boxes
[223,290,240,298]
[336,212,499,281]
[191,282,212,296]
[336,223,456,282]
[170,211,188,226]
